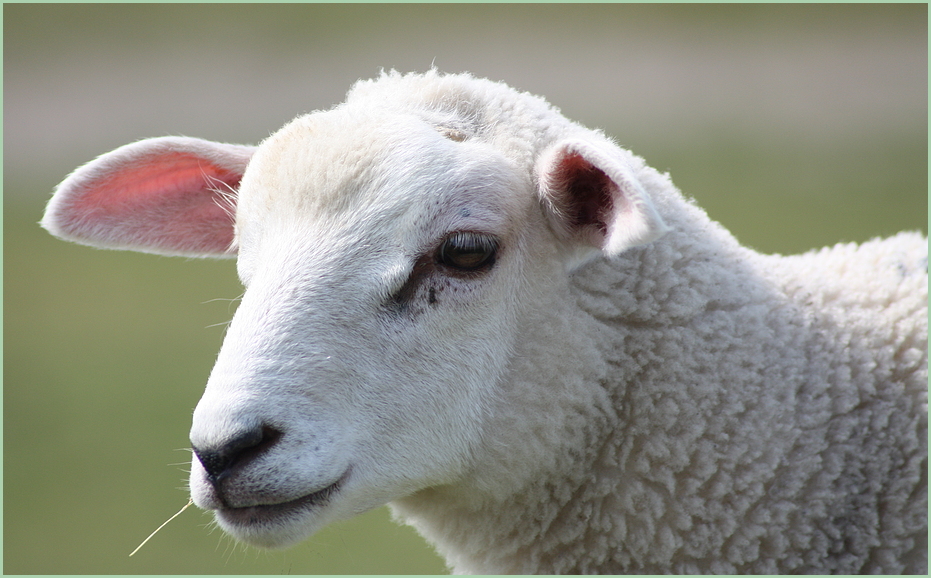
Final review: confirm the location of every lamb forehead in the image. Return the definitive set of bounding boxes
[235,107,529,247]
[237,110,411,220]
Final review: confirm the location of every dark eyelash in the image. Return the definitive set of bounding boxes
[436,232,499,272]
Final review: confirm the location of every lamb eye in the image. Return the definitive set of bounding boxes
[437,232,499,272]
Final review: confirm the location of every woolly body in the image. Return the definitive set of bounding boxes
[41,71,927,573]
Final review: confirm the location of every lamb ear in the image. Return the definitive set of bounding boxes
[41,136,256,258]
[537,137,668,259]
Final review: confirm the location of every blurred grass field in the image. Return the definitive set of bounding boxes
[4,4,926,575]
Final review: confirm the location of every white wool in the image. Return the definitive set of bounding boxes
[42,70,926,574]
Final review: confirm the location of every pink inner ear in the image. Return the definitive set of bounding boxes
[82,151,240,253]
[539,139,669,258]
[48,141,252,257]
[554,152,615,236]
[93,152,240,211]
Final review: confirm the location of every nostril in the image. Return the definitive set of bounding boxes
[192,425,282,485]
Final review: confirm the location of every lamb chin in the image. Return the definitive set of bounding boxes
[214,498,333,548]
[212,471,350,547]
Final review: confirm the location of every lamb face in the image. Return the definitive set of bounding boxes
[187,108,543,547]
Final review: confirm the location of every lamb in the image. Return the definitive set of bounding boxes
[41,70,927,574]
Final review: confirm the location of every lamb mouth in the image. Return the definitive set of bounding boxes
[216,470,349,527]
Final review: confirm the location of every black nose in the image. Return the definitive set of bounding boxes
[192,425,282,486]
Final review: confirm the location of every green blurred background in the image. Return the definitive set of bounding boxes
[4,4,926,575]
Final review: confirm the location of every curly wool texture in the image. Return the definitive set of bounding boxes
[378,72,927,574]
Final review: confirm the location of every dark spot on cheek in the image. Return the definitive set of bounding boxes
[390,254,433,309]
[429,287,438,305]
